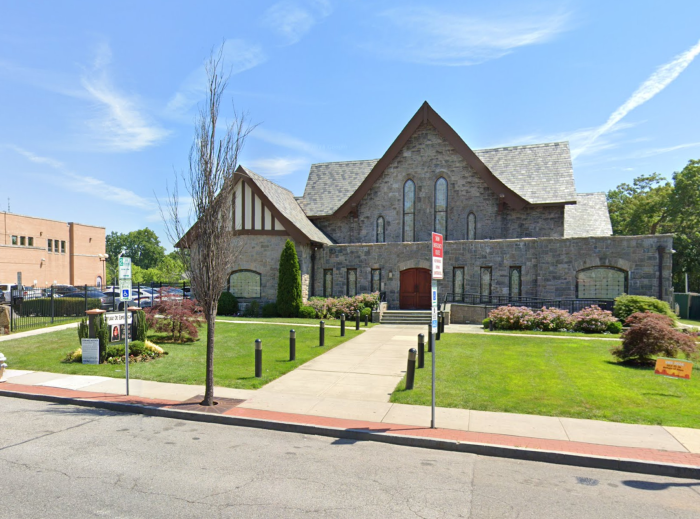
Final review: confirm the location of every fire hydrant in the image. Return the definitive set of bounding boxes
[0,352,6,382]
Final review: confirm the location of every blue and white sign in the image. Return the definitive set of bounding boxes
[431,280,438,332]
[122,288,130,300]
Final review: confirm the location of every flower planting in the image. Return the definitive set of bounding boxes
[487,305,621,334]
[64,340,167,364]
[306,293,380,319]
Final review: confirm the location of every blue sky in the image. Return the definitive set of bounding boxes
[2,1,699,249]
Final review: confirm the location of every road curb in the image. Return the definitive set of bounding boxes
[2,388,699,480]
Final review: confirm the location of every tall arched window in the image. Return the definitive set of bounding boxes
[403,180,415,242]
[376,216,385,243]
[228,270,261,298]
[467,212,476,240]
[576,267,628,299]
[434,177,448,237]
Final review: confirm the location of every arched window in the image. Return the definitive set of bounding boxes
[96,276,102,288]
[434,177,447,237]
[228,270,261,298]
[403,180,415,242]
[467,212,476,240]
[576,267,628,299]
[376,216,385,243]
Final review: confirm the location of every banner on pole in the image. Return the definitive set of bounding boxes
[432,233,443,279]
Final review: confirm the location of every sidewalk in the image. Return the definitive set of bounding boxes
[2,323,699,477]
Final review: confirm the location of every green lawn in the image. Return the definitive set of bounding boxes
[678,318,700,328]
[484,329,621,339]
[391,333,700,427]
[216,316,379,328]
[9,317,83,334]
[1,323,363,389]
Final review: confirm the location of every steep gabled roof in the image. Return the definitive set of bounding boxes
[564,193,613,237]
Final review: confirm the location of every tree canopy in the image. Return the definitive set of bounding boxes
[105,229,186,284]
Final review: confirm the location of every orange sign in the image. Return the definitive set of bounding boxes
[654,358,693,380]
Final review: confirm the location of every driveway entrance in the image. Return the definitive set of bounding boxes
[399,268,431,309]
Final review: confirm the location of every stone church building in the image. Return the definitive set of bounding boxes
[198,102,673,311]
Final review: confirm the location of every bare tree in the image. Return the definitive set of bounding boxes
[161,48,253,406]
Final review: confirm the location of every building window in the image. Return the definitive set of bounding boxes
[480,267,492,300]
[323,269,333,297]
[61,241,66,254]
[346,269,357,297]
[467,212,476,240]
[47,239,52,252]
[371,269,381,293]
[228,270,261,298]
[28,237,34,247]
[20,236,26,246]
[403,179,415,242]
[509,267,522,299]
[434,177,448,237]
[376,216,385,243]
[453,267,464,302]
[11,235,17,245]
[576,267,628,299]
[96,276,102,288]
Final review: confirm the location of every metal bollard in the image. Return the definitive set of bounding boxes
[427,324,433,352]
[405,348,417,390]
[440,311,445,334]
[417,333,425,369]
[341,314,346,337]
[436,315,441,341]
[289,329,296,361]
[355,310,360,330]
[255,339,262,378]
[364,313,368,327]
[319,321,325,346]
[489,318,494,332]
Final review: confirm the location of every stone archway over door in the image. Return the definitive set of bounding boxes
[400,268,431,309]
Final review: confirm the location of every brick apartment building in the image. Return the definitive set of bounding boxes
[0,212,106,288]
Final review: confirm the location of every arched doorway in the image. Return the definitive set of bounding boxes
[399,268,431,309]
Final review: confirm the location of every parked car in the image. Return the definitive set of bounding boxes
[61,290,111,310]
[101,289,153,310]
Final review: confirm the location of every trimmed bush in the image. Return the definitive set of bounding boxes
[482,318,490,329]
[18,297,101,317]
[613,295,675,322]
[531,307,574,332]
[243,300,261,317]
[277,239,302,317]
[360,307,372,319]
[218,291,239,316]
[77,318,89,340]
[306,293,380,319]
[488,306,535,330]
[298,305,317,319]
[607,321,623,334]
[487,305,621,334]
[262,302,278,318]
[571,306,618,333]
[612,311,698,365]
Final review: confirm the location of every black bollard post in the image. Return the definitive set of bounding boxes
[255,339,262,378]
[405,348,417,390]
[489,318,494,332]
[440,311,446,334]
[355,310,360,330]
[364,313,368,327]
[436,316,441,341]
[341,314,346,337]
[427,324,433,352]
[319,321,325,346]
[289,329,296,361]
[417,333,425,369]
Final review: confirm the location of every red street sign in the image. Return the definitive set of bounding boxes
[432,233,443,279]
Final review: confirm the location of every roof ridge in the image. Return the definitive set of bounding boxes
[310,158,379,166]
[241,166,296,196]
[475,141,569,152]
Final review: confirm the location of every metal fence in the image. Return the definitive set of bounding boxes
[7,281,190,333]
[443,292,614,313]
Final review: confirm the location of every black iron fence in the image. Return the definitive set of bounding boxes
[443,293,614,313]
[7,281,190,333]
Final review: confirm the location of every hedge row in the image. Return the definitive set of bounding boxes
[15,297,102,317]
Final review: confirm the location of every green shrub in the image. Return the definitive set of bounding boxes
[243,300,261,317]
[95,315,109,362]
[360,307,372,319]
[262,302,278,318]
[607,321,623,334]
[483,318,490,329]
[298,305,317,319]
[218,291,239,316]
[276,239,302,317]
[135,309,148,342]
[613,295,675,322]
[77,318,89,340]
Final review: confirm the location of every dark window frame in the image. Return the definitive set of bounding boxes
[323,269,333,297]
[227,269,262,299]
[346,268,358,297]
[467,212,476,240]
[27,237,34,247]
[47,239,52,252]
[11,235,18,246]
[376,216,385,243]
[371,268,381,293]
[402,179,415,242]
[480,267,492,299]
[509,266,522,299]
[19,236,26,246]
[60,240,66,254]
[576,266,628,299]
[453,267,464,302]
[434,177,448,238]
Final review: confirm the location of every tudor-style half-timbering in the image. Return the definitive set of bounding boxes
[233,179,285,234]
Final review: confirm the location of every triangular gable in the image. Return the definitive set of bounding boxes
[333,101,529,217]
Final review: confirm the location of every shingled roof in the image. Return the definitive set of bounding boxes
[564,193,613,238]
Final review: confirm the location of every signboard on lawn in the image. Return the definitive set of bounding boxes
[81,338,100,365]
[654,358,693,380]
[105,311,133,343]
[432,233,443,279]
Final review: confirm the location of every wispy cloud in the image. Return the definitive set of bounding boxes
[573,38,700,159]
[246,157,310,177]
[9,145,154,210]
[366,7,570,66]
[262,0,332,45]
[165,39,267,118]
[80,43,170,152]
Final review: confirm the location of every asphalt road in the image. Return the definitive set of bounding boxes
[1,397,699,518]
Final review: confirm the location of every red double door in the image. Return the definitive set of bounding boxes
[399,268,432,309]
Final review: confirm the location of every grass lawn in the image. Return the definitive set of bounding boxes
[678,318,700,328]
[391,332,700,427]
[9,317,82,334]
[216,316,379,328]
[1,322,363,389]
[484,329,621,339]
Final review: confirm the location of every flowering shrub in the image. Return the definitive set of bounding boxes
[487,306,535,330]
[531,307,574,332]
[612,311,698,365]
[306,293,380,319]
[571,306,618,333]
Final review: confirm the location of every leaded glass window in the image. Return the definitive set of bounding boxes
[576,267,628,299]
[347,269,357,297]
[480,267,492,299]
[434,177,447,237]
[323,269,333,297]
[376,216,385,243]
[453,267,464,302]
[403,180,415,242]
[228,270,261,298]
[467,213,476,240]
[509,267,522,299]
[371,269,381,293]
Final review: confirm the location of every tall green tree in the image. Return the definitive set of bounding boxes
[277,239,302,317]
[105,228,166,280]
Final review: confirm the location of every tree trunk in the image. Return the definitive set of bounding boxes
[201,311,216,406]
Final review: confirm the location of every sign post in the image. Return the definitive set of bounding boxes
[431,233,443,429]
[118,257,132,395]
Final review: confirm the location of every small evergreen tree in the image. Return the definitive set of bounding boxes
[277,239,302,317]
[135,309,149,342]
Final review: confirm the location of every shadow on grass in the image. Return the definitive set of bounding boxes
[603,360,655,371]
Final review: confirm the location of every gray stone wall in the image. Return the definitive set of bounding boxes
[311,122,565,244]
[310,234,674,307]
